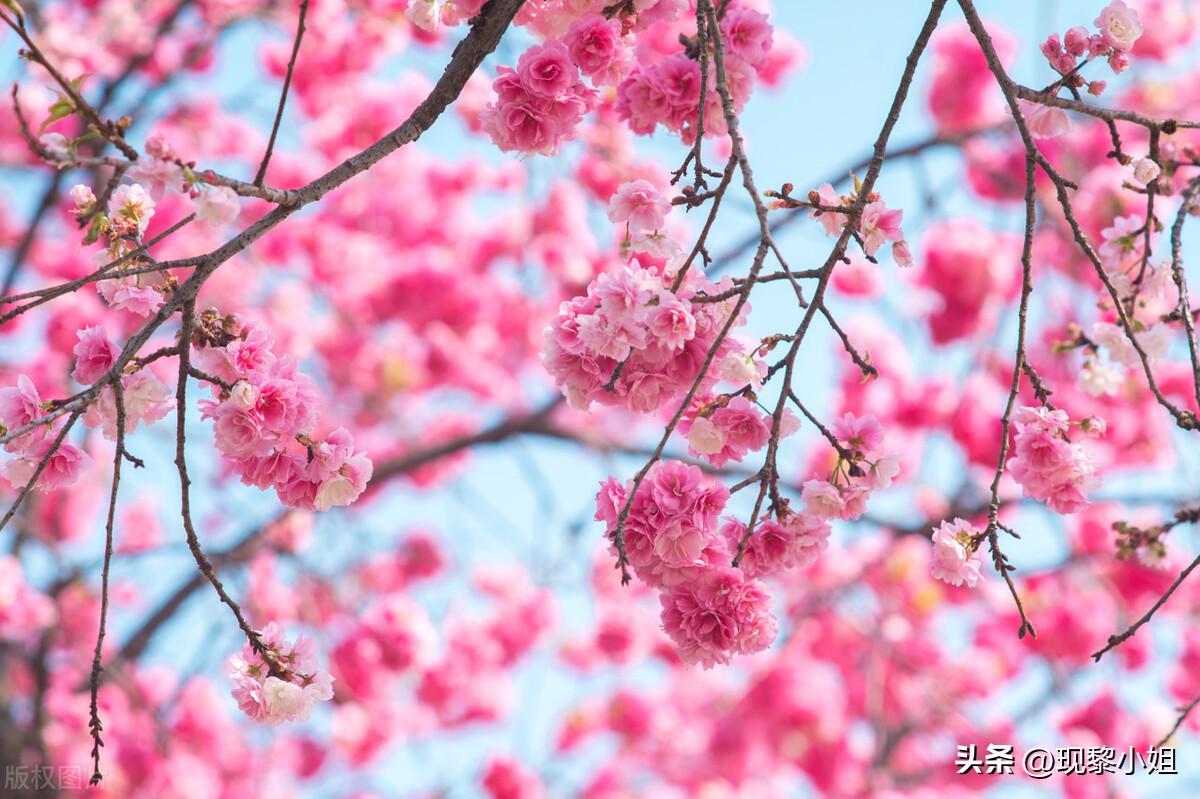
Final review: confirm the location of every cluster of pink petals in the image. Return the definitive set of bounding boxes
[810,184,911,265]
[83,369,176,440]
[107,182,155,237]
[616,7,773,144]
[195,321,373,511]
[929,517,984,588]
[658,565,778,669]
[594,461,776,667]
[0,375,90,492]
[564,16,633,87]
[482,40,597,156]
[226,622,335,725]
[71,325,119,385]
[799,416,900,524]
[1009,406,1101,514]
[681,395,798,467]
[594,456,844,668]
[1042,0,1142,78]
[607,178,669,238]
[1019,99,1073,140]
[596,461,731,591]
[720,511,831,580]
[97,272,166,317]
[542,260,746,413]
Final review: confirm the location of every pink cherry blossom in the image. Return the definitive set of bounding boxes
[607,179,669,236]
[227,622,335,724]
[1095,0,1143,52]
[194,184,241,226]
[71,325,119,385]
[659,566,777,669]
[0,375,46,453]
[1019,99,1072,139]
[930,517,983,588]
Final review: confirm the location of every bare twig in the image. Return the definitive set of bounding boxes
[253,0,310,187]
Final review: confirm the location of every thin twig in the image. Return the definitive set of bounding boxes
[253,0,310,187]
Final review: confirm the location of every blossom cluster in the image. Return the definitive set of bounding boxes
[65,142,240,320]
[594,412,900,668]
[1009,406,1102,514]
[194,317,373,512]
[226,622,335,725]
[595,461,779,668]
[482,2,782,154]
[1023,1,1145,139]
[482,40,598,156]
[681,395,793,468]
[798,413,901,523]
[0,375,90,492]
[617,7,774,143]
[809,183,912,266]
[1040,0,1144,84]
[542,200,750,414]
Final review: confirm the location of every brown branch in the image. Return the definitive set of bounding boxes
[1168,175,1200,411]
[1010,83,1199,132]
[0,8,140,160]
[1158,695,1200,748]
[958,0,1046,638]
[730,0,948,564]
[173,301,286,675]
[253,0,310,187]
[87,380,128,785]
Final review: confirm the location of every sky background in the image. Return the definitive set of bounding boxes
[5,1,1200,796]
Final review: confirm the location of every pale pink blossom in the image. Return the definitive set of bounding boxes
[69,183,95,210]
[1131,157,1161,186]
[1099,214,1144,269]
[1095,0,1143,52]
[0,375,46,454]
[227,622,334,724]
[1008,406,1100,514]
[39,132,70,161]
[108,183,156,235]
[607,179,669,236]
[194,184,241,226]
[859,201,904,258]
[831,412,884,454]
[127,155,183,200]
[801,479,845,520]
[930,517,983,588]
[686,415,726,455]
[1019,99,1071,139]
[83,371,175,439]
[405,0,442,32]
[810,183,845,237]
[2,439,90,492]
[97,274,164,316]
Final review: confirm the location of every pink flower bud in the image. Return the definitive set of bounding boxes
[1064,26,1089,55]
